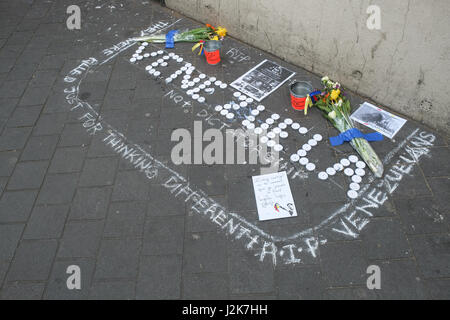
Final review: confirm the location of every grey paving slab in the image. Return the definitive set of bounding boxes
[0,126,31,151]
[371,259,428,300]
[109,77,138,92]
[425,278,450,300]
[44,258,95,300]
[29,69,58,88]
[275,265,325,300]
[48,146,87,173]
[320,241,368,287]
[7,160,48,190]
[0,177,6,195]
[8,63,38,82]
[0,260,9,287]
[227,177,256,212]
[58,123,92,147]
[69,186,112,220]
[324,287,379,300]
[148,184,186,216]
[18,48,47,65]
[409,233,450,278]
[111,170,150,201]
[0,190,37,223]
[0,119,5,134]
[43,90,71,114]
[89,280,136,300]
[94,238,141,280]
[229,249,275,295]
[420,147,450,177]
[86,133,120,158]
[361,218,413,260]
[0,282,45,300]
[32,112,67,136]
[20,135,59,161]
[103,201,146,238]
[103,89,134,111]
[0,80,28,98]
[0,58,15,73]
[38,54,66,71]
[0,45,24,60]
[394,197,449,234]
[78,81,108,102]
[0,97,19,119]
[0,151,19,176]
[428,177,450,213]
[189,165,226,195]
[37,172,78,204]
[184,232,228,274]
[6,105,42,127]
[125,117,157,144]
[15,19,41,32]
[186,196,225,233]
[6,31,32,46]
[19,86,51,106]
[182,272,229,299]
[136,255,182,299]
[142,215,184,255]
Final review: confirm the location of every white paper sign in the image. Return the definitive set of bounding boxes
[252,171,298,221]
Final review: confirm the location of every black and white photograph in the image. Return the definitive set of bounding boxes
[230,59,296,101]
[351,102,407,139]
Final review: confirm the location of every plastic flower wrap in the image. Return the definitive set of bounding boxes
[314,77,384,178]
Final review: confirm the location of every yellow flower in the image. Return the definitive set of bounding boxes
[330,89,340,101]
[216,26,227,38]
[304,94,312,115]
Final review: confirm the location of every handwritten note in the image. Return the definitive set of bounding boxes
[252,171,298,221]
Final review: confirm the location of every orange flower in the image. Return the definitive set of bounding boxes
[206,23,216,30]
[330,89,341,101]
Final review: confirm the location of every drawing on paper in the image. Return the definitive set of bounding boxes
[61,19,436,266]
[252,171,298,221]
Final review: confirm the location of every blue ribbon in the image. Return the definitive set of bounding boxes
[165,30,179,49]
[309,90,322,102]
[330,128,383,146]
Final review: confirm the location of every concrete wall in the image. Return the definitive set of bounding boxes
[165,0,450,134]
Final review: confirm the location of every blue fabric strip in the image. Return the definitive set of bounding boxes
[165,30,179,49]
[330,128,383,146]
[309,90,322,102]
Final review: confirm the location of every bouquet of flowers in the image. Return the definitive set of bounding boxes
[133,24,227,52]
[309,76,384,178]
